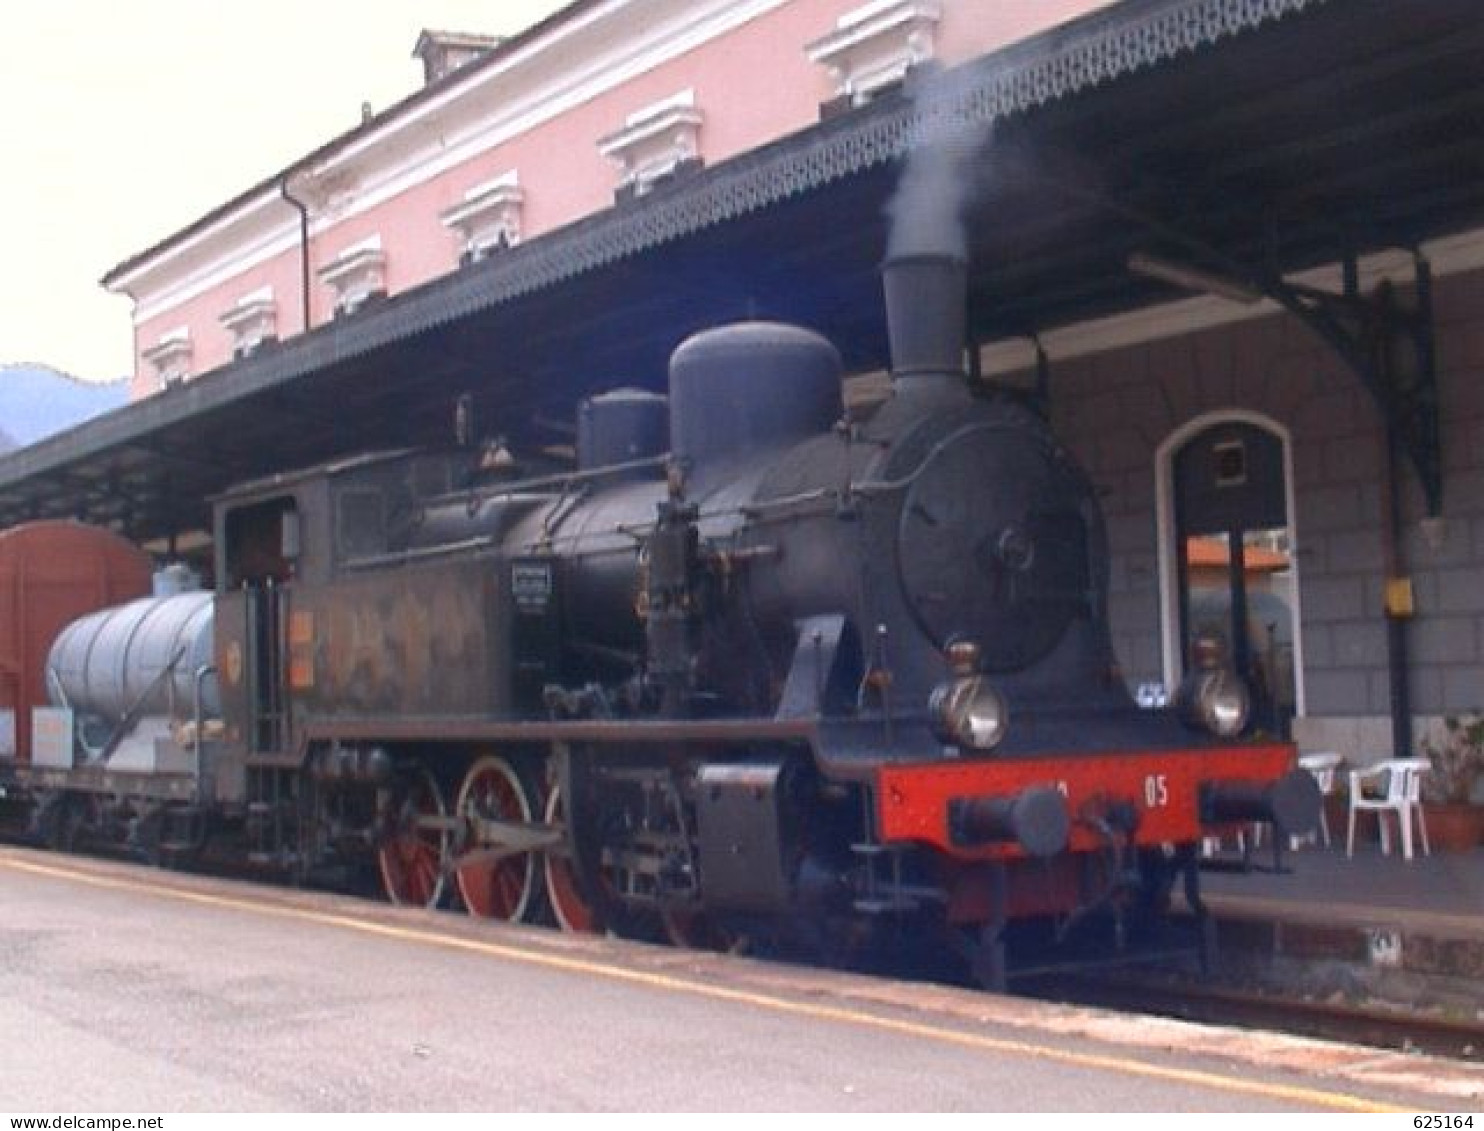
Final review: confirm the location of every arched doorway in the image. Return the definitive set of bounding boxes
[1156,412,1304,736]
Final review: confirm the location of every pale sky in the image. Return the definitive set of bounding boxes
[0,1,567,382]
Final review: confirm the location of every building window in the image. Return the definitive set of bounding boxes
[806,0,941,112]
[318,236,387,317]
[441,172,524,265]
[141,328,193,388]
[597,89,704,202]
[219,287,278,359]
[1155,411,1305,733]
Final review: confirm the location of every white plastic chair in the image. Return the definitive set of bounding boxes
[1346,757,1431,860]
[1293,751,1344,849]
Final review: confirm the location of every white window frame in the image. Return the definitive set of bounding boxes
[597,89,703,198]
[219,286,278,358]
[141,328,193,388]
[1154,408,1307,716]
[318,235,387,316]
[441,171,525,262]
[806,0,942,107]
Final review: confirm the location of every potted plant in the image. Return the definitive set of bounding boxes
[1421,712,1484,851]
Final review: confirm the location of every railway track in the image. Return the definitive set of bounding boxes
[1025,970,1484,1062]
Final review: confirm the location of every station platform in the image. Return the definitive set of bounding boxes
[1194,840,1484,1004]
[4,842,1480,1110]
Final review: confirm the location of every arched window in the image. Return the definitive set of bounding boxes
[1156,411,1306,735]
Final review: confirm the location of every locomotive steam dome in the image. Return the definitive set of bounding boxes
[669,322,843,478]
[576,387,668,472]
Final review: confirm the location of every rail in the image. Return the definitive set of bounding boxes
[1024,969,1484,1062]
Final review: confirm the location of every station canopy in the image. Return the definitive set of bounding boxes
[2,0,1480,543]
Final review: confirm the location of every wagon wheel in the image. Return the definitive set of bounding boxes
[129,804,169,868]
[59,792,104,854]
[377,766,451,909]
[453,754,541,922]
[542,782,600,933]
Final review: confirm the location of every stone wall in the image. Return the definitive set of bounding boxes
[1043,266,1484,763]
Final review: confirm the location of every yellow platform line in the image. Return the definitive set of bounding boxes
[0,853,1411,1112]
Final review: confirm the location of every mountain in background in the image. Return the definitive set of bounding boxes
[0,364,129,447]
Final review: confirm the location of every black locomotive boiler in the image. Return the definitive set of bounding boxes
[9,254,1318,984]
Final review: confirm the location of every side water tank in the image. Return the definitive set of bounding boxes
[47,592,219,724]
[0,521,152,764]
[669,322,842,481]
[576,388,668,473]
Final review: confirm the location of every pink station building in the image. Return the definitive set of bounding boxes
[104,0,1109,398]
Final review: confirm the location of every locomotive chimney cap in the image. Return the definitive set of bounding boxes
[880,253,969,387]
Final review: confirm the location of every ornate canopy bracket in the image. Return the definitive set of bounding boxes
[1270,252,1441,517]
[1121,204,1441,519]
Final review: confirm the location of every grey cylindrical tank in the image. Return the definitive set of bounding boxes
[669,322,842,479]
[47,593,219,723]
[577,388,668,472]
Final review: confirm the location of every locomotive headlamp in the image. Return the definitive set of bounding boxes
[930,674,1009,751]
[1176,628,1251,738]
[1179,667,1251,738]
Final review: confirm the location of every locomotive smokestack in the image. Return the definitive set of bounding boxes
[882,253,968,391]
[880,67,985,396]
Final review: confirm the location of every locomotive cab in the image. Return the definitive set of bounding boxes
[212,449,505,760]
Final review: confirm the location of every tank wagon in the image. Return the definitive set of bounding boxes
[7,255,1318,984]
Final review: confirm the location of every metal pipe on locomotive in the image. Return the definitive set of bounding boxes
[0,253,1319,984]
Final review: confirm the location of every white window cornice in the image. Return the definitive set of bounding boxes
[598,89,704,196]
[141,328,193,386]
[318,236,387,313]
[219,287,278,355]
[806,0,942,105]
[441,171,525,256]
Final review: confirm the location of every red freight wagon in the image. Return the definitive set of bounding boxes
[0,522,151,766]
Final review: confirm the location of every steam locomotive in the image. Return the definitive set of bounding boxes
[0,254,1318,986]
